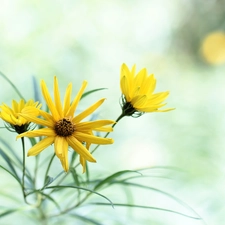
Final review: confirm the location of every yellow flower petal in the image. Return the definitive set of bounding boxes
[17,128,55,139]
[63,83,72,115]
[27,136,55,156]
[73,98,105,123]
[54,136,69,172]
[74,132,114,145]
[93,126,113,132]
[41,80,60,121]
[120,63,173,114]
[66,135,96,163]
[19,113,54,128]
[54,76,63,118]
[80,156,86,173]
[0,99,41,128]
[16,77,115,173]
[76,120,115,130]
[66,81,87,117]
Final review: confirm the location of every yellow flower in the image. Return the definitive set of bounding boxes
[120,63,174,117]
[17,77,115,172]
[0,99,41,133]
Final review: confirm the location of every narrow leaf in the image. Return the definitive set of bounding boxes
[45,185,114,207]
[81,88,107,100]
[91,203,202,220]
[32,76,41,102]
[0,209,19,218]
[0,165,21,185]
[94,170,141,190]
[70,212,104,225]
[44,176,54,187]
[37,192,61,210]
[112,181,202,220]
[0,148,19,180]
[0,71,24,99]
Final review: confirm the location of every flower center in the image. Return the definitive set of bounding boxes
[55,118,75,137]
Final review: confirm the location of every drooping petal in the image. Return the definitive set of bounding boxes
[66,135,96,163]
[27,136,55,156]
[54,136,69,172]
[80,156,86,173]
[72,98,105,123]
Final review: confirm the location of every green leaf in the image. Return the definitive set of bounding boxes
[0,137,33,183]
[32,76,41,102]
[70,168,82,201]
[94,170,142,191]
[111,181,202,221]
[45,185,114,207]
[91,203,202,220]
[37,191,61,211]
[0,71,24,99]
[70,212,104,225]
[81,88,107,100]
[0,136,23,167]
[0,165,21,185]
[28,137,37,147]
[0,208,19,218]
[70,168,80,186]
[44,176,54,186]
[85,163,90,183]
[0,148,19,180]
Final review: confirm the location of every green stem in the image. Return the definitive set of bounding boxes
[91,112,125,154]
[49,192,92,218]
[0,71,24,99]
[33,155,40,188]
[43,154,55,186]
[21,137,29,204]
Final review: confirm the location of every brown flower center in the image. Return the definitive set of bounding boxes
[55,118,75,137]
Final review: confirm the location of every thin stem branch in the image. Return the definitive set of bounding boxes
[91,112,125,154]
[43,154,56,186]
[21,137,30,204]
[33,155,40,188]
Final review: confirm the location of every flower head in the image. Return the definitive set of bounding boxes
[120,63,174,117]
[17,77,114,172]
[0,99,41,134]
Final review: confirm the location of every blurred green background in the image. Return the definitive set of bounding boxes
[1,0,225,224]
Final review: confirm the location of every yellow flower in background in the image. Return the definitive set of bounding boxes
[120,63,174,117]
[201,31,225,65]
[0,99,41,134]
[17,77,114,172]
